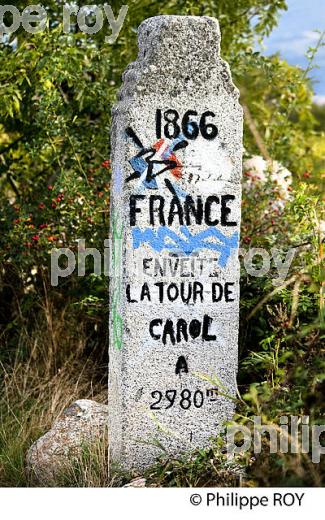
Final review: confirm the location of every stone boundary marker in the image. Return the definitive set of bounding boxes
[109,15,243,472]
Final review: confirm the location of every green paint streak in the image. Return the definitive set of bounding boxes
[111,210,124,350]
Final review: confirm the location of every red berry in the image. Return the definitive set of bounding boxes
[101,160,111,169]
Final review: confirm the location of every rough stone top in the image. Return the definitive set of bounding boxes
[137,15,221,64]
[119,15,238,101]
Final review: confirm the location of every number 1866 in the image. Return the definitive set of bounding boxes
[156,109,218,141]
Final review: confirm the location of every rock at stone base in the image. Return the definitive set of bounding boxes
[123,477,147,488]
[26,399,108,486]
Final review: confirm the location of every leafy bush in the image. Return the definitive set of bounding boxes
[0,0,324,486]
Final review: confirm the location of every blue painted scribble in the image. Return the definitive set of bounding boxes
[125,127,188,191]
[132,226,239,268]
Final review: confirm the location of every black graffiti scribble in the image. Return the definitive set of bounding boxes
[125,126,188,185]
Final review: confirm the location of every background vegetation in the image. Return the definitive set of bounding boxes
[0,0,324,486]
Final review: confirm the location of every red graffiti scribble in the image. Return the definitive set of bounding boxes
[152,139,183,180]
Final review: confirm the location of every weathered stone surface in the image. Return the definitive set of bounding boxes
[26,399,108,485]
[109,15,243,472]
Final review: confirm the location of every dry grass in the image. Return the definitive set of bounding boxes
[0,300,108,487]
[26,434,110,488]
[0,285,323,488]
